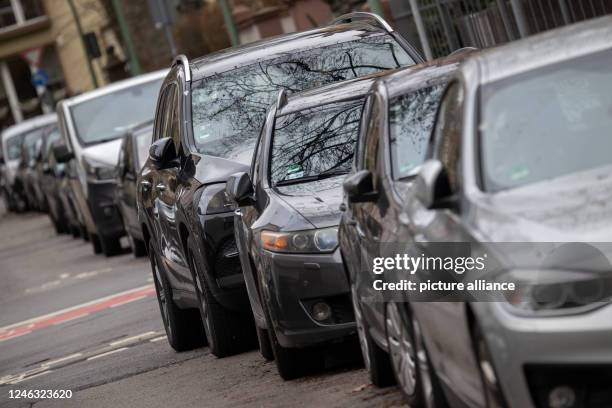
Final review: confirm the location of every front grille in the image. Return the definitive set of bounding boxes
[214,238,241,279]
[525,365,612,408]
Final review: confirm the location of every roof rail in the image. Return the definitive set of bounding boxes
[330,12,394,33]
[173,54,191,82]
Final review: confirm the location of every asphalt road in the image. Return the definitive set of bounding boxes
[0,208,407,408]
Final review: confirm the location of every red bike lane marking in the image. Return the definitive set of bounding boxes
[0,285,156,343]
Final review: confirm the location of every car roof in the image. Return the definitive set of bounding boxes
[381,51,475,99]
[58,70,168,108]
[276,69,392,116]
[471,15,612,84]
[1,113,57,143]
[190,22,393,80]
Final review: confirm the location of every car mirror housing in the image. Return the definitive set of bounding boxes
[52,144,74,164]
[149,137,178,169]
[415,159,454,209]
[226,172,255,207]
[343,170,377,203]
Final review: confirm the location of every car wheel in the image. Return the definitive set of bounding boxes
[187,241,256,358]
[100,234,122,257]
[81,225,89,242]
[413,315,449,408]
[386,302,423,405]
[149,240,204,351]
[70,225,81,238]
[127,232,147,257]
[262,302,323,380]
[91,233,103,255]
[256,325,274,361]
[351,283,395,387]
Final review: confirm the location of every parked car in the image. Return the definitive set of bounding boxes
[339,53,469,403]
[115,121,153,257]
[17,126,49,211]
[139,12,423,356]
[348,17,612,408]
[226,72,384,379]
[38,125,70,234]
[54,149,84,239]
[54,70,166,256]
[1,114,57,212]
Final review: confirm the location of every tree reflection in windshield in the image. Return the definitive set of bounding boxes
[271,102,363,186]
[191,34,414,161]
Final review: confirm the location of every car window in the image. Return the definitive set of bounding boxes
[70,77,163,146]
[191,33,415,162]
[363,95,383,176]
[480,49,612,191]
[270,101,363,186]
[355,96,374,170]
[5,134,24,160]
[135,130,152,169]
[432,82,463,192]
[389,84,446,179]
[43,127,61,161]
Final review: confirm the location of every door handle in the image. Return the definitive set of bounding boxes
[155,183,166,192]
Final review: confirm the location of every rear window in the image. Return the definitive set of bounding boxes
[191,33,414,162]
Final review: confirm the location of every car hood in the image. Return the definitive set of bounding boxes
[472,165,612,243]
[192,152,251,185]
[81,139,123,167]
[275,176,343,229]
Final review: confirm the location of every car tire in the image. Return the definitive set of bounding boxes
[70,225,81,238]
[413,314,449,408]
[128,232,147,257]
[91,233,103,255]
[187,241,256,358]
[256,325,274,361]
[81,226,89,242]
[351,283,395,387]
[149,240,205,351]
[100,234,122,257]
[262,302,324,380]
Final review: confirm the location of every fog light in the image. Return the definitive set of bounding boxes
[312,302,331,322]
[548,386,576,408]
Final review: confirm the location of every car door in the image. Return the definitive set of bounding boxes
[154,81,192,290]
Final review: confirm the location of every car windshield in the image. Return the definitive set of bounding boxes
[271,101,363,186]
[135,130,152,168]
[480,50,612,192]
[6,134,24,160]
[389,84,446,179]
[191,33,414,161]
[71,78,163,146]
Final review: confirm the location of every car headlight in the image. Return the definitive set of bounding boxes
[199,183,233,215]
[502,269,612,316]
[83,157,115,181]
[261,227,338,253]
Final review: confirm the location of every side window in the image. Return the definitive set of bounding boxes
[153,87,169,142]
[167,84,181,152]
[125,137,134,175]
[356,96,373,170]
[251,123,265,184]
[432,82,464,192]
[363,95,383,176]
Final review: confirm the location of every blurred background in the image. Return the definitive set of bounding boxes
[0,0,611,131]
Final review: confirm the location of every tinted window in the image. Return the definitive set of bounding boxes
[191,34,414,161]
[389,84,445,178]
[433,83,463,192]
[271,101,363,186]
[481,50,612,191]
[71,78,163,146]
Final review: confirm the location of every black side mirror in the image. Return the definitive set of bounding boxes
[53,144,74,164]
[343,170,377,203]
[149,137,178,169]
[226,172,255,207]
[415,159,455,209]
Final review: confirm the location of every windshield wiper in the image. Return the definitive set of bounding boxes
[275,169,349,187]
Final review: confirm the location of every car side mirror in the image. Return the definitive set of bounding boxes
[343,170,377,203]
[415,159,455,209]
[53,144,74,164]
[226,172,255,207]
[149,137,178,169]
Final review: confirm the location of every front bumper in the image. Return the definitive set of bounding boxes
[262,248,356,349]
[86,181,124,238]
[475,302,612,408]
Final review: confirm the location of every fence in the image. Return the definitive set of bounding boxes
[391,0,612,59]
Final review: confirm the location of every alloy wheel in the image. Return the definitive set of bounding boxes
[386,302,417,397]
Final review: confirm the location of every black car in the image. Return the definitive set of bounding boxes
[38,125,70,234]
[339,54,468,403]
[226,73,382,379]
[17,126,47,211]
[139,12,422,356]
[116,121,153,257]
